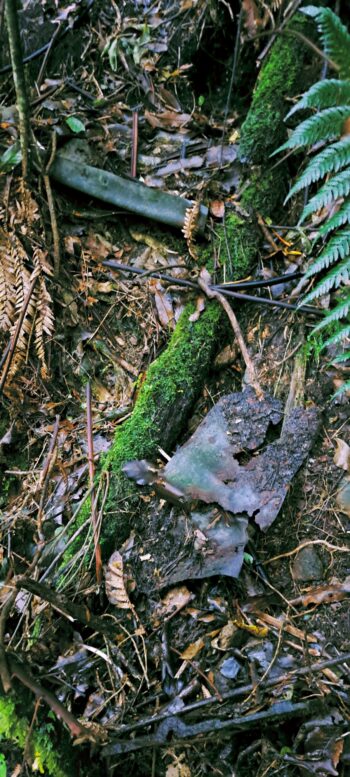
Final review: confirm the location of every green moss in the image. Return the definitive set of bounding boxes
[60,300,224,564]
[0,696,72,777]
[242,166,286,219]
[239,15,312,164]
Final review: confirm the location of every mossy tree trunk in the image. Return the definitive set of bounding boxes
[216,14,317,281]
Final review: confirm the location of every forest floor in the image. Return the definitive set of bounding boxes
[0,1,350,776]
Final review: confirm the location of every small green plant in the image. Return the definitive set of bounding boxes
[0,753,6,777]
[275,6,350,394]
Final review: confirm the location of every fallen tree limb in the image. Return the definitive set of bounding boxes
[50,151,208,233]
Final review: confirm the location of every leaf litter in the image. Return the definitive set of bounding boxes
[0,0,350,774]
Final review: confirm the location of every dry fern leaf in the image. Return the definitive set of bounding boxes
[0,230,16,329]
[182,201,200,259]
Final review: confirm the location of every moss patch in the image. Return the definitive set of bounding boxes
[60,300,224,565]
[0,695,73,777]
[239,15,312,164]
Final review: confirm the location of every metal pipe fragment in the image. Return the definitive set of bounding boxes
[50,153,208,233]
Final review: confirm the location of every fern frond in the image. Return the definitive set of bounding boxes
[305,228,350,276]
[318,200,350,237]
[300,169,350,222]
[312,296,350,331]
[302,7,350,80]
[303,257,350,303]
[333,378,350,397]
[273,107,350,155]
[331,351,350,363]
[285,137,350,202]
[0,232,15,329]
[286,80,350,119]
[323,324,350,347]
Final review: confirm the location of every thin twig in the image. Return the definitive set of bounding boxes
[102,260,321,315]
[112,651,350,737]
[86,382,102,585]
[265,538,350,565]
[131,110,138,178]
[36,22,62,89]
[43,132,61,275]
[198,272,263,397]
[8,655,93,739]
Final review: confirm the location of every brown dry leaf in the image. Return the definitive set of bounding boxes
[291,578,350,607]
[180,636,205,660]
[334,437,350,472]
[145,110,191,129]
[336,476,350,516]
[188,296,205,323]
[180,629,220,660]
[153,586,193,620]
[211,620,238,651]
[105,551,133,609]
[89,280,114,295]
[331,738,344,769]
[166,754,192,777]
[209,200,225,218]
[158,86,182,111]
[242,0,266,37]
[149,278,175,328]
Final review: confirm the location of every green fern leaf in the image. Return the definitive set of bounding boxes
[318,200,350,237]
[305,228,350,277]
[300,169,350,222]
[302,6,350,79]
[273,107,350,155]
[303,257,350,303]
[312,297,350,331]
[331,351,350,363]
[285,137,350,201]
[333,378,350,397]
[323,324,350,346]
[286,80,350,119]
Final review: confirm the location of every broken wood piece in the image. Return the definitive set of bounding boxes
[50,152,208,233]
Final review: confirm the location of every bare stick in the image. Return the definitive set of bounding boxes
[199,272,263,398]
[86,382,102,584]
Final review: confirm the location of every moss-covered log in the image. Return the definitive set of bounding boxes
[213,14,315,280]
[60,300,224,568]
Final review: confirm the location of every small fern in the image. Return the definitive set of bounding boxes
[275,5,350,395]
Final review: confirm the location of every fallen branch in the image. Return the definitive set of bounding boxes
[50,151,208,233]
[8,655,93,739]
[198,269,263,397]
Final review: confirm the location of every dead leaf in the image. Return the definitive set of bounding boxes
[145,110,192,129]
[334,437,350,472]
[290,578,350,606]
[211,620,238,650]
[149,278,175,328]
[188,296,205,322]
[180,636,205,660]
[209,200,225,218]
[105,551,134,609]
[158,86,182,111]
[166,754,192,777]
[124,390,319,582]
[336,476,350,516]
[153,586,193,621]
